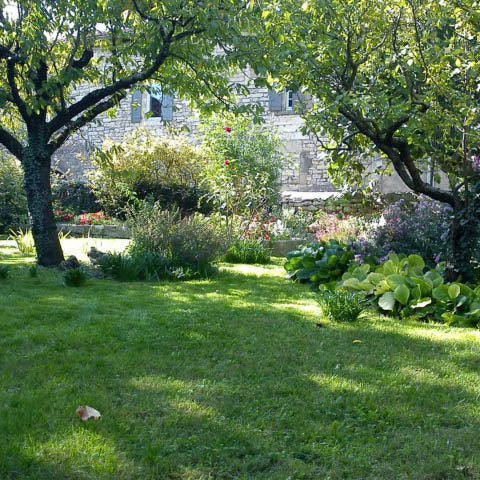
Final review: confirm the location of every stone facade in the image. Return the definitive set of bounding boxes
[53,72,335,192]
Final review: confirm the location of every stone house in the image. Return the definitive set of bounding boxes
[54,70,435,203]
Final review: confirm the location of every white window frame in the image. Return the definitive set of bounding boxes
[285,90,294,111]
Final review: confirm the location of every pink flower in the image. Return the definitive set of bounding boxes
[224,159,230,165]
[264,234,270,241]
[224,126,232,132]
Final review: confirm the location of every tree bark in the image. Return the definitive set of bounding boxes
[22,146,64,267]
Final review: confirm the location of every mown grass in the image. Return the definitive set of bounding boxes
[1,237,480,479]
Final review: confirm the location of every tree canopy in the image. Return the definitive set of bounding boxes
[0,0,262,265]
[257,0,480,278]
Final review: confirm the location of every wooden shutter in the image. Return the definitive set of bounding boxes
[161,93,174,120]
[268,90,283,111]
[293,91,306,111]
[131,89,143,123]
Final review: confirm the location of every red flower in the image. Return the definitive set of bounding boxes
[270,216,277,222]
[224,126,232,132]
[55,210,62,215]
[264,234,270,241]
[224,159,230,165]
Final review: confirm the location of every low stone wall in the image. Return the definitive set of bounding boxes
[281,191,415,216]
[57,223,130,239]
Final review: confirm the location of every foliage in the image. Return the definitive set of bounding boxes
[127,202,225,273]
[52,179,101,216]
[97,251,214,282]
[317,289,370,322]
[258,0,480,279]
[62,268,88,287]
[28,264,38,278]
[0,0,266,266]
[201,114,288,242]
[8,228,35,255]
[0,264,8,279]
[341,253,480,327]
[89,129,211,217]
[0,154,28,233]
[224,239,271,264]
[352,197,453,268]
[285,240,354,289]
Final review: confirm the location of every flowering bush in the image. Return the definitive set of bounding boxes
[54,210,115,225]
[89,128,210,216]
[351,197,451,268]
[200,114,288,243]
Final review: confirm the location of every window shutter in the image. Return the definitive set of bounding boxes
[161,93,174,120]
[293,91,306,111]
[268,91,283,111]
[131,89,142,123]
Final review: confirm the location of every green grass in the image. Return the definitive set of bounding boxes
[1,238,480,479]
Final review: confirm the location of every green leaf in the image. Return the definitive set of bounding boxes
[448,284,461,300]
[378,291,395,311]
[393,284,410,305]
[432,285,450,302]
[407,254,425,273]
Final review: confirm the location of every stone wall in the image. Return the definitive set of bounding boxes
[281,191,416,216]
[52,72,335,192]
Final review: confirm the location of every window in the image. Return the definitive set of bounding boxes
[149,84,163,118]
[285,90,294,111]
[268,90,305,114]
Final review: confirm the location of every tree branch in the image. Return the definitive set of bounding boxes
[48,91,126,153]
[0,125,23,159]
[6,58,30,124]
[47,33,174,136]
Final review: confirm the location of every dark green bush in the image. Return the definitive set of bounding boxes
[97,251,215,282]
[318,290,370,322]
[224,239,271,264]
[0,265,9,279]
[52,179,101,215]
[63,268,88,287]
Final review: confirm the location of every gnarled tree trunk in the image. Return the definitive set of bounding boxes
[22,146,64,267]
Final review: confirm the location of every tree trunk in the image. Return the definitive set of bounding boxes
[22,147,64,267]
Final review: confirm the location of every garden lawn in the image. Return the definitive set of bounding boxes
[1,238,480,479]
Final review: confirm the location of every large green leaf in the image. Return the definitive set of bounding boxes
[448,284,461,300]
[393,284,410,305]
[432,285,450,302]
[411,277,432,296]
[407,254,425,274]
[378,291,395,311]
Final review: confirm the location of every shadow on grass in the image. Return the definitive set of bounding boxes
[1,257,480,479]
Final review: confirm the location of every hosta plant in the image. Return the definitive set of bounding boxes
[285,240,354,289]
[340,254,480,327]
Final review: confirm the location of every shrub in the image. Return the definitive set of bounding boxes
[63,268,88,287]
[52,179,101,215]
[0,154,28,233]
[8,228,35,255]
[89,129,210,216]
[352,197,452,267]
[285,240,354,289]
[318,290,370,322]
[128,202,225,268]
[201,114,288,242]
[225,239,271,264]
[340,253,480,327]
[0,265,9,279]
[97,251,215,281]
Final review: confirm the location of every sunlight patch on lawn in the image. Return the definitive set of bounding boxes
[307,373,377,394]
